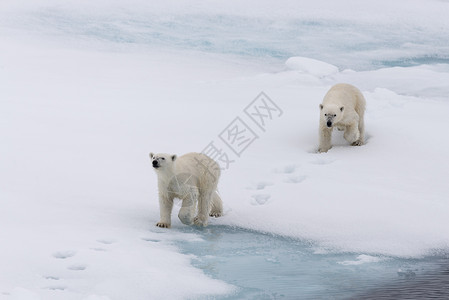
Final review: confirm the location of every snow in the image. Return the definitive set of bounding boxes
[1,0,449,299]
[338,255,385,266]
[0,40,240,299]
[285,57,339,78]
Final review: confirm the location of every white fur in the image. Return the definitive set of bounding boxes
[318,83,366,153]
[150,152,223,228]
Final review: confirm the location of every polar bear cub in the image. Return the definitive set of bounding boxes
[318,83,366,153]
[150,152,223,228]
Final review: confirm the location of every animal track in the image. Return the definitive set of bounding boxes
[46,239,112,293]
[97,239,116,245]
[67,264,87,271]
[273,164,308,184]
[44,276,60,280]
[141,238,160,243]
[280,165,297,174]
[284,175,307,184]
[273,164,298,174]
[52,251,76,259]
[46,285,66,291]
[310,158,335,165]
[43,276,66,291]
[248,181,273,190]
[90,247,107,252]
[251,194,271,205]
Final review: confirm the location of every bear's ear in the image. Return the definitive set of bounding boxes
[171,155,177,161]
[150,152,154,159]
[340,106,344,112]
[319,104,324,110]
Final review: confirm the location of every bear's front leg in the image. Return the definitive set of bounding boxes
[318,126,332,153]
[156,195,173,228]
[344,122,360,144]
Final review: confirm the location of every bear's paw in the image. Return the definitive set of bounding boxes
[156,222,171,228]
[351,140,364,146]
[193,216,208,227]
[209,212,222,218]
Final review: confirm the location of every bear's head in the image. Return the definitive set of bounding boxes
[319,104,344,128]
[149,153,177,172]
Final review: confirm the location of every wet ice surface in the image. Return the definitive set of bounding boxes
[351,265,449,300]
[174,225,448,299]
[2,1,449,71]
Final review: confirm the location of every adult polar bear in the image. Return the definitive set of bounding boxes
[318,83,366,153]
[150,152,223,228]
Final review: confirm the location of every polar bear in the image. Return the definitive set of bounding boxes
[149,152,223,228]
[318,83,366,153]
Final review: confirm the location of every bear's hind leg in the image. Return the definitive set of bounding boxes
[178,189,198,225]
[209,191,223,218]
[344,122,360,144]
[352,115,365,146]
[194,190,213,227]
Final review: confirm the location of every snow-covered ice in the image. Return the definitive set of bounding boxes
[1,0,449,299]
[338,255,385,266]
[285,57,339,78]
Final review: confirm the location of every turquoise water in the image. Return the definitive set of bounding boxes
[173,226,448,299]
[15,9,449,71]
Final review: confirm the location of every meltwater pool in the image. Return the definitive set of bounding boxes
[172,225,448,299]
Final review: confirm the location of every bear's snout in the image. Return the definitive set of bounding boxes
[326,121,332,127]
[152,160,159,168]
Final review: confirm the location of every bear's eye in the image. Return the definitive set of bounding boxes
[161,157,165,160]
[325,114,328,116]
[333,114,336,117]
